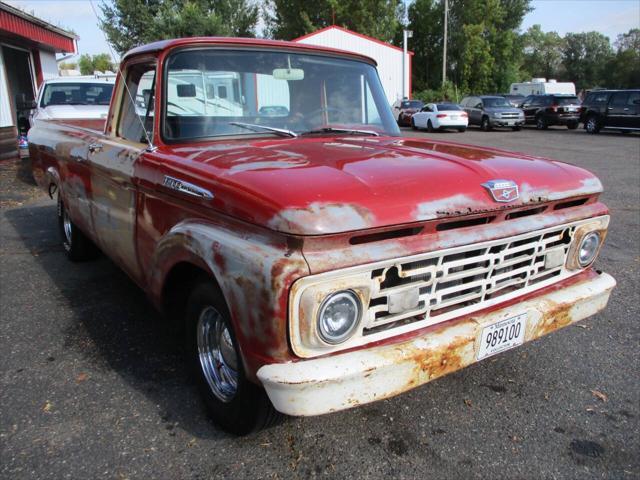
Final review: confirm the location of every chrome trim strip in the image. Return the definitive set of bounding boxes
[163,175,214,199]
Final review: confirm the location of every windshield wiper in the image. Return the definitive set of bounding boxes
[300,127,379,137]
[229,122,297,138]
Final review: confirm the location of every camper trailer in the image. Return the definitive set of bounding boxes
[510,78,576,96]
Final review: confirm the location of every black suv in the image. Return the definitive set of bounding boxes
[580,90,640,134]
[519,94,581,129]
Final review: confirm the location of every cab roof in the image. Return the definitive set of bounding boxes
[122,37,378,66]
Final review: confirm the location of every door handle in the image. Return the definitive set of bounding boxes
[624,108,629,111]
[88,143,103,153]
[607,107,613,110]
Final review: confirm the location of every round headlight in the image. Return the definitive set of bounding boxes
[578,231,601,266]
[317,290,361,344]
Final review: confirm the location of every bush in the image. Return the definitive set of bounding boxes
[413,81,467,104]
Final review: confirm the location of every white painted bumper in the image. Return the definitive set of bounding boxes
[257,272,616,416]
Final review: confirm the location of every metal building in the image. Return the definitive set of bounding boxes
[294,25,413,106]
[0,1,77,159]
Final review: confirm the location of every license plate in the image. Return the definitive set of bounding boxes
[566,107,576,112]
[450,115,458,120]
[477,313,527,360]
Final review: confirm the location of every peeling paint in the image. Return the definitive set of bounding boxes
[268,202,376,235]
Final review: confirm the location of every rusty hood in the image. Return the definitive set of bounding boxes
[153,136,603,235]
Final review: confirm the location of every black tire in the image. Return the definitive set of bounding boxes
[397,114,403,126]
[57,194,99,261]
[511,126,521,131]
[585,116,600,134]
[567,121,579,130]
[481,116,491,131]
[411,117,417,130]
[427,120,434,132]
[457,127,466,133]
[185,280,281,435]
[536,115,548,130]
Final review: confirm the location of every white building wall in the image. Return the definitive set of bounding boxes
[39,50,59,80]
[0,49,13,127]
[295,28,410,106]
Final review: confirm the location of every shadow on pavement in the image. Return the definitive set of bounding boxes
[4,203,231,440]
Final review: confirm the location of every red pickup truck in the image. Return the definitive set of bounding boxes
[29,37,615,435]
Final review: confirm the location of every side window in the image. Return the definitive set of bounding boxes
[610,92,629,107]
[626,92,640,105]
[118,63,156,144]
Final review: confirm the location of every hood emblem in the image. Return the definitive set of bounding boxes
[163,176,214,199]
[482,179,519,203]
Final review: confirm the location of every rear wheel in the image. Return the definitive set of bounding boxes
[457,127,466,133]
[427,120,434,132]
[481,117,491,131]
[567,121,579,130]
[585,116,600,134]
[411,117,417,130]
[535,115,548,130]
[186,281,281,435]
[57,194,99,261]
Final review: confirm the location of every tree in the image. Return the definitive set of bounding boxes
[264,0,403,43]
[78,53,115,75]
[604,28,640,88]
[406,0,443,91]
[99,0,259,55]
[521,25,564,80]
[562,32,613,90]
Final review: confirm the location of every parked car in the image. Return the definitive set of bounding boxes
[392,99,424,126]
[518,94,581,129]
[31,76,115,122]
[460,96,525,131]
[486,94,525,107]
[29,37,615,435]
[580,89,640,134]
[411,103,468,132]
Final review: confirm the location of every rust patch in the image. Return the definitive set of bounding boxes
[535,299,574,337]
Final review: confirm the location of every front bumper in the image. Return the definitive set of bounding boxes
[490,118,524,127]
[258,271,615,416]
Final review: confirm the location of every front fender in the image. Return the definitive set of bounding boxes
[149,219,309,380]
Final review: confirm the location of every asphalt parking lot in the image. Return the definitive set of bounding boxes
[1,126,638,479]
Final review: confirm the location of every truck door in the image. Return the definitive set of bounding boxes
[85,61,157,283]
[607,92,628,128]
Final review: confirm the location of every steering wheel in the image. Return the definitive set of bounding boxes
[306,106,351,124]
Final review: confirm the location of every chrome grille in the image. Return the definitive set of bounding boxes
[364,224,575,335]
[500,112,521,119]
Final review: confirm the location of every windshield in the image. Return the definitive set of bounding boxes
[401,101,423,109]
[41,83,113,107]
[436,103,461,111]
[483,97,512,108]
[163,49,400,140]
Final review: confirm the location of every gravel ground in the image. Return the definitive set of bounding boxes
[1,126,638,479]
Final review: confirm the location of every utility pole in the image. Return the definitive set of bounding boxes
[403,29,413,99]
[442,0,448,86]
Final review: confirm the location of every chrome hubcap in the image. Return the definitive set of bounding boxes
[197,306,238,402]
[62,209,72,244]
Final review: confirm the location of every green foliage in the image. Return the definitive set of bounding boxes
[264,0,403,43]
[562,31,613,90]
[407,0,531,95]
[99,0,259,55]
[413,81,466,103]
[520,25,564,81]
[603,29,640,89]
[78,53,115,75]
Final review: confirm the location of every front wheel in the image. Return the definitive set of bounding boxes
[481,117,491,131]
[536,115,548,130]
[57,194,99,261]
[511,126,521,131]
[567,121,579,130]
[585,116,600,134]
[186,281,281,435]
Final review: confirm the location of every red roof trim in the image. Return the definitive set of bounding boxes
[293,25,414,55]
[0,6,76,53]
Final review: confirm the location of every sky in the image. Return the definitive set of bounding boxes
[5,0,640,62]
